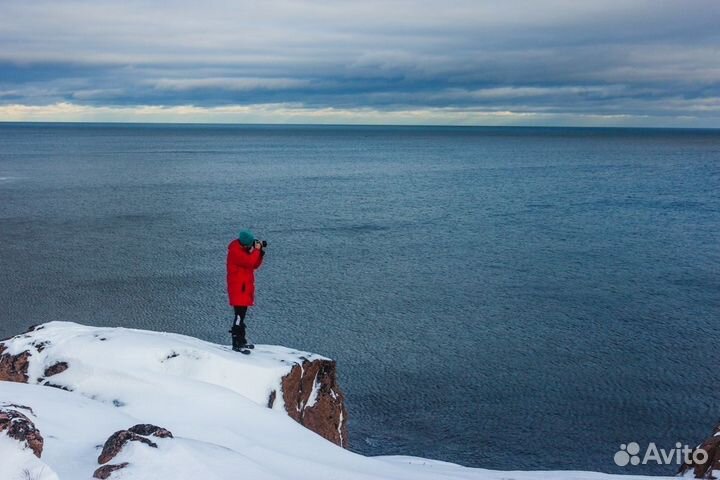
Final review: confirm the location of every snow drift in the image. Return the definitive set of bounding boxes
[0,322,677,479]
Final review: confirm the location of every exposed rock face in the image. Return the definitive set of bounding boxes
[93,424,173,478]
[281,358,348,448]
[93,463,130,479]
[0,344,31,383]
[0,326,58,383]
[98,424,172,464]
[0,406,44,457]
[44,361,68,377]
[678,423,720,478]
[128,424,174,438]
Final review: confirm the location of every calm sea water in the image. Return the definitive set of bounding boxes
[0,123,718,474]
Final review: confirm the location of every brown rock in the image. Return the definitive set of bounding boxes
[93,463,129,479]
[44,361,69,377]
[43,382,73,392]
[128,424,173,438]
[280,358,348,448]
[268,389,277,408]
[678,422,720,478]
[0,407,44,457]
[0,344,31,383]
[0,403,35,416]
[98,430,158,464]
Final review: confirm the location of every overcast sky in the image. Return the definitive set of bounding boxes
[1,0,719,126]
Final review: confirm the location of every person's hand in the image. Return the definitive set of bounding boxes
[253,240,263,250]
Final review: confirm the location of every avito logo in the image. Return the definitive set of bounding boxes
[614,442,707,467]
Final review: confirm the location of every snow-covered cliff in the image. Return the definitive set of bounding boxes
[0,322,674,480]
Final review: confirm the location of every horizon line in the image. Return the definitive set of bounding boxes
[1,120,719,131]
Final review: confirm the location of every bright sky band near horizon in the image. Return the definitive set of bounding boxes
[1,0,719,127]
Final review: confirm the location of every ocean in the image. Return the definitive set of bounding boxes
[0,123,718,475]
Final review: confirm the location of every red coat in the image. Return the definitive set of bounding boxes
[226,239,264,306]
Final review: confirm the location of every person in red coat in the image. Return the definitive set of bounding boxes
[226,229,265,352]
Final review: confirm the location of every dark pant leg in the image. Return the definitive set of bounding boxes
[231,306,248,344]
[233,306,248,325]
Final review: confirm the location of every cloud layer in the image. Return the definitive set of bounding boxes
[1,0,719,126]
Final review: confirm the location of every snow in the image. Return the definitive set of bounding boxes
[305,373,320,409]
[2,322,321,410]
[0,434,59,480]
[0,322,674,480]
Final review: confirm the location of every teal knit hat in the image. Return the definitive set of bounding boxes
[238,229,255,247]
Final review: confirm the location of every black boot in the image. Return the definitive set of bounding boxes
[230,325,250,353]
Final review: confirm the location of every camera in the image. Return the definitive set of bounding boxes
[254,239,268,248]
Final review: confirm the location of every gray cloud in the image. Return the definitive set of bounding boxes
[0,0,719,125]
